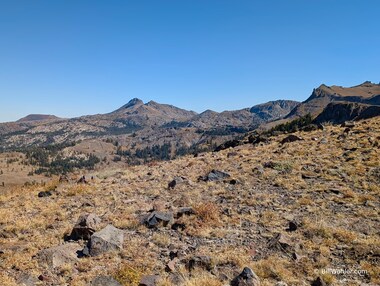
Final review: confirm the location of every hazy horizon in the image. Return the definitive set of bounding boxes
[1,1,379,122]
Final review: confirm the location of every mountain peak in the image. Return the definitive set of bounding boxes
[122,98,144,109]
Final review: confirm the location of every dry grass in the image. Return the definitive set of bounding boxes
[0,117,379,285]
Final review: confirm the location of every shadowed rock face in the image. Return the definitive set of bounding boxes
[314,102,380,124]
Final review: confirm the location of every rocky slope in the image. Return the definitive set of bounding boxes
[285,81,380,119]
[0,116,379,286]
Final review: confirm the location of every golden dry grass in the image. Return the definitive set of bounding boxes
[0,117,379,285]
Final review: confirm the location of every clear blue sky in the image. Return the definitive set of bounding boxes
[1,0,379,122]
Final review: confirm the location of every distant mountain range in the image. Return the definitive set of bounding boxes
[0,97,299,151]
[0,81,379,158]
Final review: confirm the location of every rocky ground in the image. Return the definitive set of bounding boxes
[0,118,379,286]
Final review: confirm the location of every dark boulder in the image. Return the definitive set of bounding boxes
[168,180,176,189]
[38,191,52,198]
[286,221,298,232]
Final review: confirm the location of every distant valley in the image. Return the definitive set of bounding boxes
[0,81,379,185]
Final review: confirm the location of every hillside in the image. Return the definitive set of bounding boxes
[0,99,298,183]
[285,81,380,119]
[0,116,379,285]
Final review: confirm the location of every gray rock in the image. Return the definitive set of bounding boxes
[37,243,82,268]
[139,275,160,286]
[92,275,122,286]
[144,211,173,228]
[231,267,260,286]
[87,225,124,256]
[202,169,231,182]
[70,213,101,240]
[176,207,196,218]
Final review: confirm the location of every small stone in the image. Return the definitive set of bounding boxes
[287,221,298,232]
[38,274,51,282]
[38,191,52,198]
[165,258,178,272]
[168,180,176,189]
